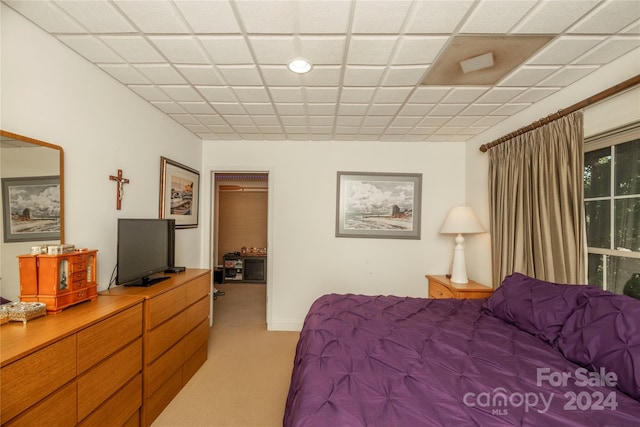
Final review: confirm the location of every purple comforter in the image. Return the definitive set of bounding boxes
[284,294,640,426]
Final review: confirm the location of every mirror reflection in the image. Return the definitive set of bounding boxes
[0,130,64,302]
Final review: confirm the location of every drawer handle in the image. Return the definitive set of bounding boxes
[436,291,443,296]
[77,291,84,297]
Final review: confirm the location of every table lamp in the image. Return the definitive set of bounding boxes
[440,206,486,284]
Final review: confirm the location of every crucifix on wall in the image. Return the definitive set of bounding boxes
[109,169,130,210]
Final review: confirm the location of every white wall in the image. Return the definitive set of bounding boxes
[202,139,466,330]
[1,5,203,300]
[465,48,640,288]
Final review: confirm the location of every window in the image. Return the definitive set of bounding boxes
[584,124,640,294]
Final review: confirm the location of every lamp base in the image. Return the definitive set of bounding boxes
[450,233,468,284]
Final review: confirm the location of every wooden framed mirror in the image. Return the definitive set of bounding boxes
[1,130,64,302]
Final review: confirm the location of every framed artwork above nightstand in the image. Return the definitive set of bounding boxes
[426,275,493,299]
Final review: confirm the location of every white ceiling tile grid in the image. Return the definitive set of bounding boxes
[3,0,640,142]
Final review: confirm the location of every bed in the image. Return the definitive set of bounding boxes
[284,273,640,426]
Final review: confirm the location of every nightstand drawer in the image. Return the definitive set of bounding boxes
[429,280,455,299]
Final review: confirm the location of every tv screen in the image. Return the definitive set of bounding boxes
[117,218,175,286]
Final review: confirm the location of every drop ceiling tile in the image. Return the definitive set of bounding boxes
[4,0,86,33]
[178,66,225,85]
[224,115,254,125]
[300,66,342,86]
[399,104,435,116]
[217,65,264,85]
[306,104,336,115]
[359,127,385,135]
[569,1,640,34]
[336,116,363,126]
[340,87,376,103]
[169,114,200,125]
[207,124,235,133]
[476,88,526,103]
[491,103,530,116]
[390,116,421,127]
[529,36,605,65]
[233,125,260,133]
[460,104,500,116]
[174,0,241,33]
[100,36,164,63]
[408,87,451,103]
[499,66,559,86]
[299,36,347,64]
[418,116,451,127]
[112,0,190,33]
[232,87,271,102]
[280,116,307,125]
[134,64,186,84]
[512,0,600,33]
[460,0,538,33]
[275,103,305,115]
[460,126,491,135]
[211,103,246,114]
[283,126,308,133]
[57,35,123,63]
[373,87,414,103]
[541,66,598,87]
[234,0,296,33]
[406,1,474,33]
[382,66,428,86]
[305,87,339,103]
[337,104,369,115]
[151,101,186,114]
[179,102,214,114]
[351,0,412,33]
[253,116,280,125]
[574,37,640,64]
[184,124,209,133]
[199,36,253,64]
[99,64,150,84]
[197,86,237,102]
[434,126,464,135]
[343,66,386,86]
[410,127,438,135]
[194,115,226,125]
[441,87,489,103]
[474,116,509,127]
[161,85,204,102]
[386,127,412,135]
[431,104,467,116]
[368,104,402,116]
[512,87,561,103]
[55,0,135,33]
[347,36,397,65]
[260,66,303,86]
[309,126,332,134]
[335,126,360,134]
[363,116,392,126]
[243,103,277,115]
[149,36,209,64]
[308,116,334,126]
[269,87,304,103]
[259,126,285,134]
[393,36,448,65]
[128,85,172,101]
[248,36,297,64]
[295,1,352,33]
[446,116,482,127]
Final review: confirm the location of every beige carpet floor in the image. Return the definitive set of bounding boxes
[151,284,300,427]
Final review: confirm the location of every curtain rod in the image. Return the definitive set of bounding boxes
[479,74,640,153]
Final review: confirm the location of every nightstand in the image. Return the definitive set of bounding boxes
[426,275,493,299]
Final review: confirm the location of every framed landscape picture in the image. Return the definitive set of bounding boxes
[159,157,200,229]
[336,172,422,239]
[2,176,61,242]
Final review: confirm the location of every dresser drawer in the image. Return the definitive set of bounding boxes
[429,280,455,299]
[78,302,143,373]
[77,338,142,421]
[147,285,186,330]
[185,296,209,331]
[146,311,186,364]
[0,335,76,421]
[145,340,184,398]
[4,381,76,426]
[186,273,210,305]
[184,319,209,360]
[79,374,142,427]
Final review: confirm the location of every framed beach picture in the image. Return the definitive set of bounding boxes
[159,157,200,229]
[2,176,61,242]
[336,172,422,239]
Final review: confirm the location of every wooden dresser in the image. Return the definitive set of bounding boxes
[0,295,144,426]
[426,275,493,299]
[101,269,211,426]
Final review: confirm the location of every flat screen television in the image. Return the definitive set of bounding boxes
[117,218,175,286]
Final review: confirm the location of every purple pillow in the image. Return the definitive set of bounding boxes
[557,293,640,400]
[482,273,601,345]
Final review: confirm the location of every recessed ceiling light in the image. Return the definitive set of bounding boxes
[460,52,494,74]
[288,59,312,74]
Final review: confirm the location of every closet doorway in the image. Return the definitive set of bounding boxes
[213,173,268,285]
